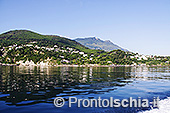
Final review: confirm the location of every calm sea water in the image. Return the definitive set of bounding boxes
[0,66,170,113]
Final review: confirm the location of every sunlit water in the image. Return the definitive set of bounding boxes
[0,66,170,113]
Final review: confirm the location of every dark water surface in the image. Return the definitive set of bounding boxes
[0,66,170,113]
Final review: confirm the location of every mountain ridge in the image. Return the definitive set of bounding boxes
[0,30,134,65]
[75,37,127,52]
[0,30,103,54]
[0,30,169,66]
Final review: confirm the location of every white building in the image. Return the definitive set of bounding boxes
[79,52,84,55]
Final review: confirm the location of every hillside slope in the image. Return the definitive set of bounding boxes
[0,30,100,53]
[75,37,127,52]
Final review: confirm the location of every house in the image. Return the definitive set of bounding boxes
[54,45,58,48]
[61,59,70,63]
[83,54,88,57]
[41,47,46,49]
[79,52,84,55]
[107,61,112,63]
[130,56,134,59]
[26,44,33,47]
[89,58,93,60]
[60,56,64,58]
[72,51,79,54]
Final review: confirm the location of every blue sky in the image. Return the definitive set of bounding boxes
[0,0,170,55]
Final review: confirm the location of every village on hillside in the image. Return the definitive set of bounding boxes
[0,41,170,67]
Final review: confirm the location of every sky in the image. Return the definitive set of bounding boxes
[0,0,170,56]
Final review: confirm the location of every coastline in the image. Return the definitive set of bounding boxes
[0,62,169,67]
[0,63,132,67]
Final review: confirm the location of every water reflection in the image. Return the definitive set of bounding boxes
[0,66,170,107]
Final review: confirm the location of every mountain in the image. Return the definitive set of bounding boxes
[0,30,166,66]
[0,30,100,53]
[0,30,134,65]
[75,37,127,52]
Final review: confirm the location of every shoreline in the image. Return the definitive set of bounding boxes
[0,63,132,67]
[0,63,169,67]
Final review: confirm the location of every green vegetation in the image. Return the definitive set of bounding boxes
[0,30,99,54]
[0,30,170,66]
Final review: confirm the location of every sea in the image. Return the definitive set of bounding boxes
[0,66,170,113]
